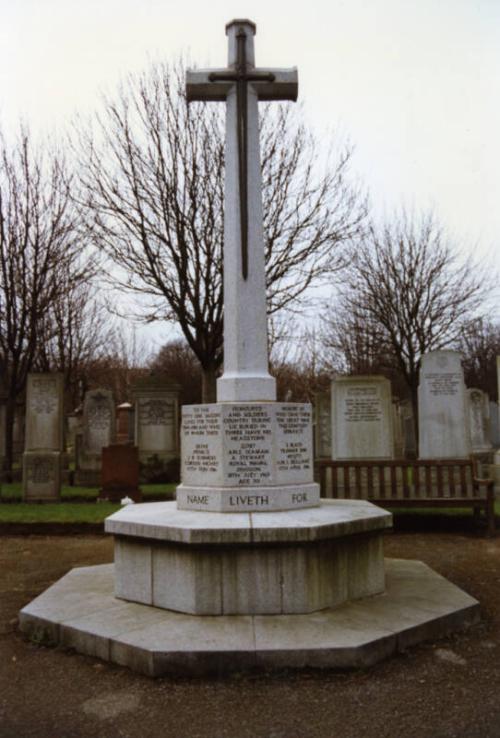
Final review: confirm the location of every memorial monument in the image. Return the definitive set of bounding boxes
[331,376,394,460]
[75,389,115,485]
[22,373,63,501]
[20,20,480,675]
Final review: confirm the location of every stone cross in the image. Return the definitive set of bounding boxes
[186,19,298,403]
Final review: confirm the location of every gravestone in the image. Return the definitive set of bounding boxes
[467,388,492,454]
[399,399,417,458]
[99,444,141,502]
[490,401,500,447]
[330,376,394,460]
[116,402,134,444]
[418,350,470,459]
[75,389,115,485]
[314,391,332,458]
[392,398,404,458]
[132,377,181,479]
[22,373,63,501]
[13,402,25,462]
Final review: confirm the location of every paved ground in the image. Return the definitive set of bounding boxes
[1,528,500,738]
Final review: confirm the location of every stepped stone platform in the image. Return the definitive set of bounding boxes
[19,557,480,677]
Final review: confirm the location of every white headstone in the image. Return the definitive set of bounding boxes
[467,388,492,453]
[418,350,470,459]
[132,377,181,465]
[330,376,394,460]
[23,373,63,501]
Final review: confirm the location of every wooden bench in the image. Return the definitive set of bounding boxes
[315,458,495,536]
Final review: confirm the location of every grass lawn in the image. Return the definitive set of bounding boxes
[0,502,120,523]
[0,482,177,501]
[0,491,498,525]
[0,482,178,523]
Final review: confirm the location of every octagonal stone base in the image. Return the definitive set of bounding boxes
[105,500,392,615]
[19,559,481,677]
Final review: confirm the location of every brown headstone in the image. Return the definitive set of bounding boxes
[99,444,142,502]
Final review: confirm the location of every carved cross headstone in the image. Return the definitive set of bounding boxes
[186,19,298,403]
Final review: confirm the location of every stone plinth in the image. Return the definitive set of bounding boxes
[19,558,481,677]
[177,402,319,512]
[418,350,470,459]
[23,451,61,502]
[331,376,394,460]
[105,500,391,615]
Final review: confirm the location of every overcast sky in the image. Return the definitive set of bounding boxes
[1,0,498,344]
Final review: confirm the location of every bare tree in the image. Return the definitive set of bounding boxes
[323,210,490,432]
[34,277,115,408]
[149,339,202,406]
[457,318,500,399]
[0,127,92,473]
[76,60,367,401]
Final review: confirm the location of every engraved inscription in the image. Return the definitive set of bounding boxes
[229,494,270,507]
[276,406,311,474]
[30,377,57,414]
[88,404,111,430]
[185,443,219,473]
[224,406,272,486]
[425,373,461,397]
[183,407,221,437]
[139,399,174,426]
[27,457,54,484]
[344,387,382,422]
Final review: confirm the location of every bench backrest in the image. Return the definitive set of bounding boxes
[315,459,479,501]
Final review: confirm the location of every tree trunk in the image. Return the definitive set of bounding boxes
[4,394,16,482]
[201,364,218,404]
[409,381,419,458]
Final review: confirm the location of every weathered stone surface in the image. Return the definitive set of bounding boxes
[331,376,394,460]
[106,500,390,615]
[418,350,470,459]
[22,451,61,501]
[132,377,181,465]
[24,373,63,452]
[23,373,63,500]
[19,558,481,677]
[105,500,391,545]
[314,391,332,458]
[76,389,115,485]
[467,388,492,453]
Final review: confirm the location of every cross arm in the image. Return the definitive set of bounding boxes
[186,69,232,102]
[252,68,298,101]
[186,67,298,103]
